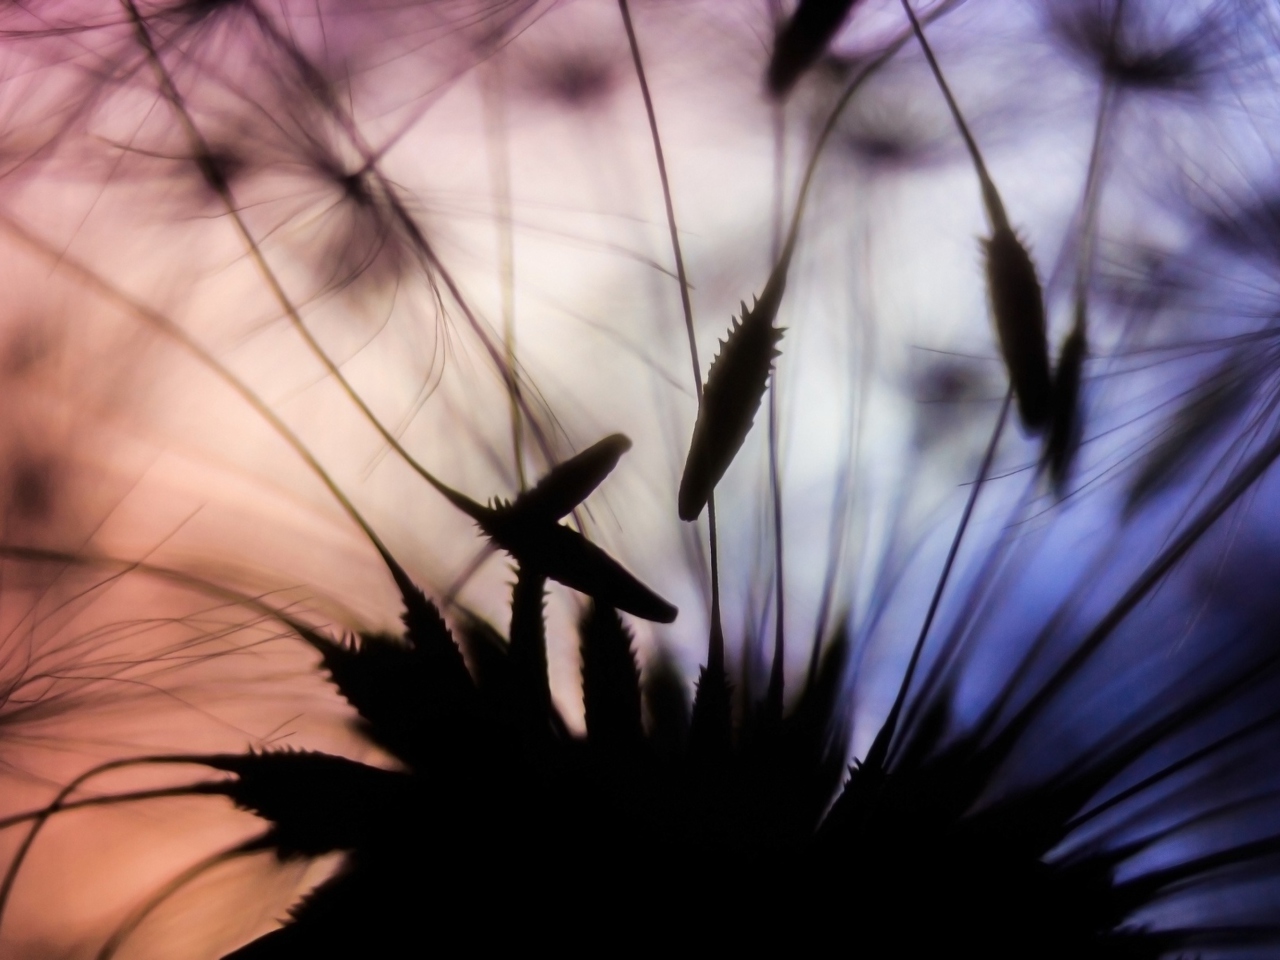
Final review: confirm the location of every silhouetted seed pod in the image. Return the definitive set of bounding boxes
[580,602,643,750]
[1046,323,1087,492]
[308,630,478,768]
[690,662,733,760]
[199,751,414,858]
[897,0,1052,435]
[764,630,851,836]
[511,433,632,523]
[678,257,789,522]
[768,0,867,97]
[438,444,676,622]
[984,224,1053,432]
[485,511,677,623]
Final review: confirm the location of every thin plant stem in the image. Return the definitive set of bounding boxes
[0,753,229,931]
[766,385,786,713]
[0,785,223,832]
[898,0,1008,231]
[616,0,698,396]
[482,55,527,491]
[785,0,965,254]
[767,98,788,715]
[616,0,722,661]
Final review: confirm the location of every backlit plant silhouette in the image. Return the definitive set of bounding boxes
[0,0,1279,957]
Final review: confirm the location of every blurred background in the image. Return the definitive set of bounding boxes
[0,0,1278,955]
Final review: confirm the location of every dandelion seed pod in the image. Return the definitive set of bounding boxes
[679,265,789,522]
[1045,323,1087,492]
[513,433,632,523]
[768,0,867,96]
[984,224,1053,432]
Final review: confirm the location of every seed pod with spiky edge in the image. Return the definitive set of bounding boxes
[457,612,511,695]
[1045,322,1087,492]
[510,433,632,524]
[984,223,1053,433]
[689,662,733,761]
[643,648,690,759]
[767,0,867,97]
[899,0,1053,434]
[485,509,677,623]
[679,251,790,522]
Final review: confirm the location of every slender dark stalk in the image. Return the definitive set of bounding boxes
[767,92,788,717]
[871,388,1012,770]
[0,785,222,833]
[898,0,1007,231]
[786,0,964,252]
[616,0,698,398]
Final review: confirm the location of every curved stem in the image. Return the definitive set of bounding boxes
[899,0,1007,231]
[121,0,487,536]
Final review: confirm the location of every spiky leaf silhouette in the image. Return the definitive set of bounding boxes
[197,751,414,858]
[643,649,691,759]
[580,601,643,750]
[303,562,477,767]
[509,566,551,731]
[10,511,1280,959]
